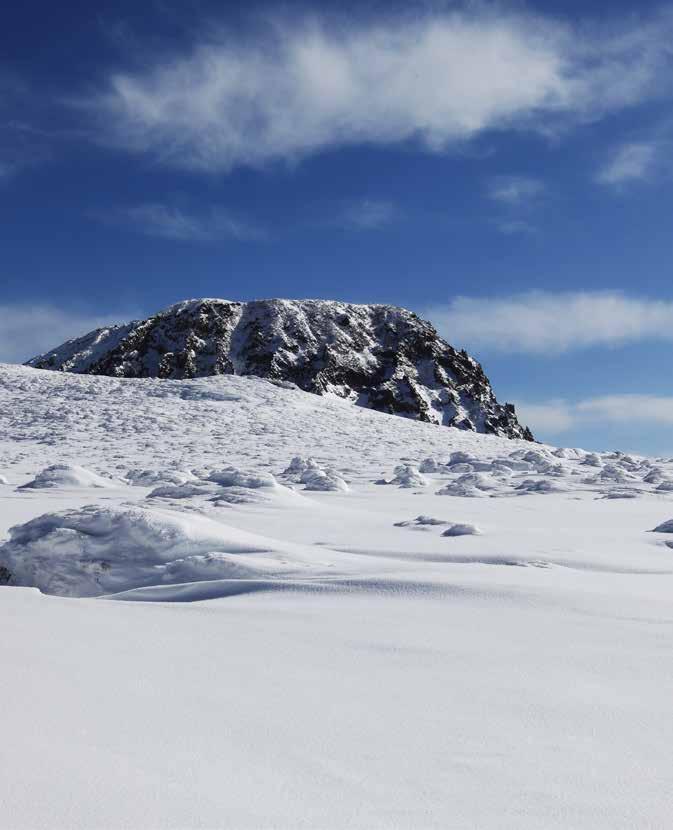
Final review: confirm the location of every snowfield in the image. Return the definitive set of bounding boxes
[1,362,673,828]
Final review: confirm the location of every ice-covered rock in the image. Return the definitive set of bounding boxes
[515,479,565,494]
[655,481,673,492]
[652,519,673,533]
[446,462,475,473]
[394,515,449,528]
[281,456,320,481]
[125,468,197,487]
[208,468,278,489]
[388,465,428,489]
[18,464,118,490]
[147,483,216,499]
[300,467,349,492]
[442,523,481,537]
[436,473,493,498]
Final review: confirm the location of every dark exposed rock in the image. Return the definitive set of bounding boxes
[27,298,533,440]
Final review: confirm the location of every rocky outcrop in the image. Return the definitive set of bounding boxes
[27,298,533,440]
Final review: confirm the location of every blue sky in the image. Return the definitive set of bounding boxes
[4,0,673,454]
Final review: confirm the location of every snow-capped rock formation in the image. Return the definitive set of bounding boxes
[27,298,532,439]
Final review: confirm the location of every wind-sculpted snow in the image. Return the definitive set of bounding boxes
[4,362,673,828]
[3,361,673,596]
[27,297,533,439]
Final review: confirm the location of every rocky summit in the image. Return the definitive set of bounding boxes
[27,298,533,440]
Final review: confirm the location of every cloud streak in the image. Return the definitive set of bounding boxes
[426,291,673,353]
[95,203,265,242]
[336,199,397,230]
[487,176,544,205]
[515,395,673,436]
[81,7,673,171]
[597,141,661,186]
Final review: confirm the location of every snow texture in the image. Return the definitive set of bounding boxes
[1,362,673,829]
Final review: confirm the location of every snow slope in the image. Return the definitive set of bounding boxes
[1,363,673,828]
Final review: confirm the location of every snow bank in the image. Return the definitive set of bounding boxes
[18,464,118,490]
[0,504,276,597]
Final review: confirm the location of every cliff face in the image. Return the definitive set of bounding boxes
[27,298,533,440]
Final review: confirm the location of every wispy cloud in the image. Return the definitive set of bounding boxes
[487,176,544,205]
[425,291,673,353]
[79,8,673,172]
[95,203,265,242]
[495,219,537,235]
[336,199,397,230]
[0,304,136,364]
[596,140,661,186]
[516,394,673,436]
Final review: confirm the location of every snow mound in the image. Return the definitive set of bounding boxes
[0,504,278,597]
[147,483,216,499]
[655,481,673,492]
[301,467,349,492]
[281,456,318,481]
[18,464,118,490]
[442,523,481,537]
[437,473,497,498]
[515,479,566,494]
[0,475,8,485]
[436,483,489,498]
[208,467,278,489]
[125,468,197,487]
[377,465,428,488]
[389,465,428,488]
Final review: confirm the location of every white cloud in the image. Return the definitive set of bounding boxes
[515,395,673,436]
[597,141,660,185]
[81,8,673,171]
[425,291,673,353]
[97,203,265,242]
[512,399,577,434]
[337,199,397,230]
[488,176,544,205]
[0,304,136,364]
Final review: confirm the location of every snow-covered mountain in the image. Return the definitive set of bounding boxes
[27,298,533,440]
